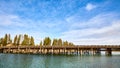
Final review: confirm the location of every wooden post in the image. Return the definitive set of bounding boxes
[77,47,79,55]
[106,48,112,56]
[52,46,53,54]
[80,49,83,55]
[91,48,94,56]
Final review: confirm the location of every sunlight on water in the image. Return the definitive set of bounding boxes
[0,54,120,68]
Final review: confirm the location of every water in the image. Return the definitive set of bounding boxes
[0,54,120,68]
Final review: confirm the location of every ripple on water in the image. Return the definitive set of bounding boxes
[0,54,120,68]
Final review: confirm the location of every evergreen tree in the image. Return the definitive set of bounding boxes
[1,38,4,46]
[30,36,35,46]
[0,38,1,45]
[26,35,30,45]
[13,35,17,45]
[17,35,21,45]
[43,37,51,46]
[68,42,74,46]
[0,38,3,46]
[21,34,30,45]
[58,39,62,46]
[52,39,58,46]
[21,35,25,45]
[40,41,42,46]
[3,34,8,46]
[8,34,12,44]
[63,41,68,46]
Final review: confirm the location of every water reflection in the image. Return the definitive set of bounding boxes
[0,54,120,68]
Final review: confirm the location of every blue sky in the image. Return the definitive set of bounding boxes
[0,0,120,45]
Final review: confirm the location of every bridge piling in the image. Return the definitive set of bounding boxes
[105,48,112,56]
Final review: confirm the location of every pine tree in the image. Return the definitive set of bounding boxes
[30,36,35,46]
[52,39,58,46]
[8,34,12,44]
[63,41,68,46]
[68,42,74,46]
[58,39,62,46]
[40,41,42,46]
[21,34,30,45]
[13,35,17,45]
[3,34,8,46]
[22,34,27,45]
[25,34,29,45]
[0,38,4,46]
[43,37,51,46]
[0,38,1,45]
[17,35,21,45]
[0,38,3,46]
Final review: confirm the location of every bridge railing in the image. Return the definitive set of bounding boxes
[0,45,120,49]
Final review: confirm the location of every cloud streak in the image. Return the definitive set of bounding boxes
[70,13,119,29]
[61,13,120,45]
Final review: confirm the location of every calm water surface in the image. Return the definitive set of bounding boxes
[0,54,120,68]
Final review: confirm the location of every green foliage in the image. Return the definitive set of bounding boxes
[13,35,17,45]
[52,39,58,46]
[8,34,12,44]
[0,34,74,46]
[62,41,74,46]
[21,34,30,45]
[0,38,2,45]
[3,34,8,46]
[68,42,74,46]
[58,39,62,46]
[17,35,21,45]
[40,41,42,46]
[0,34,12,46]
[0,38,3,46]
[43,37,51,46]
[30,36,35,46]
[51,39,74,46]
[63,41,68,46]
[21,34,35,46]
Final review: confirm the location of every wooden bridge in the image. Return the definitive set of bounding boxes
[0,45,120,55]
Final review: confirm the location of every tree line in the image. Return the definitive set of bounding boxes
[0,34,74,46]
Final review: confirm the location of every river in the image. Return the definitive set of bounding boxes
[0,54,120,68]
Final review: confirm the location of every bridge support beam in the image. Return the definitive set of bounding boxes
[91,48,94,55]
[80,49,83,55]
[96,48,101,55]
[105,48,112,56]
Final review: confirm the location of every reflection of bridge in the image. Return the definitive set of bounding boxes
[0,45,120,55]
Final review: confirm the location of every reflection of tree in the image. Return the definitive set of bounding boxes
[43,55,63,68]
[0,54,33,68]
[13,54,33,68]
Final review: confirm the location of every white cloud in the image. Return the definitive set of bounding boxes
[61,22,120,45]
[85,3,96,11]
[70,13,118,29]
[0,14,25,27]
[0,14,64,44]
[62,20,120,38]
[61,13,120,45]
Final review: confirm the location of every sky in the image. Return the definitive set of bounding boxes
[0,0,120,45]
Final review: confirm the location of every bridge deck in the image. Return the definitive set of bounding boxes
[0,45,120,55]
[1,45,120,49]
